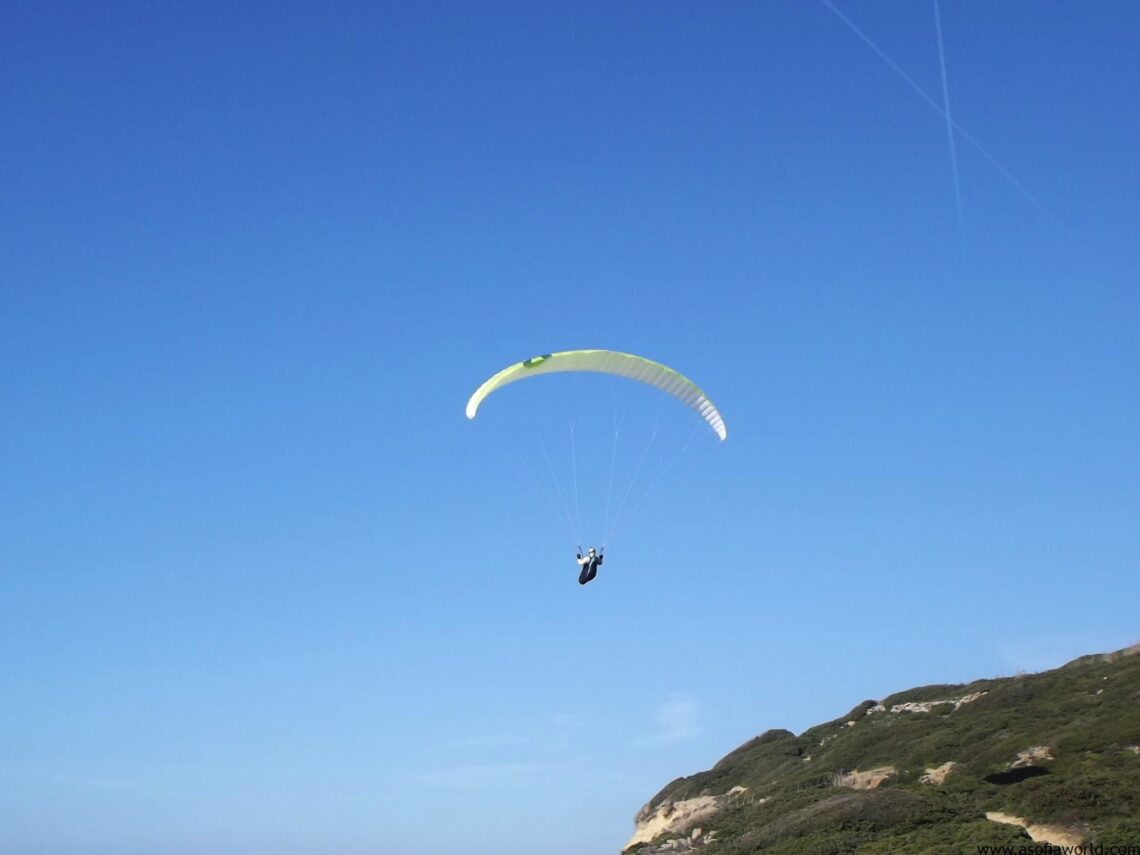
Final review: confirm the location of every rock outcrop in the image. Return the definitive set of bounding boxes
[625,787,748,851]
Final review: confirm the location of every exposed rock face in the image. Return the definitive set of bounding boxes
[920,761,959,785]
[1013,746,1054,767]
[628,827,718,853]
[985,811,1086,847]
[879,691,987,714]
[625,795,718,849]
[833,766,896,790]
[624,787,747,851]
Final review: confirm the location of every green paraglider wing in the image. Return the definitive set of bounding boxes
[464,349,727,441]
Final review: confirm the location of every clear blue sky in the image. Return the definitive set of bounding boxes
[2,2,1138,853]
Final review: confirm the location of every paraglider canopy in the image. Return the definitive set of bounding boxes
[465,349,727,441]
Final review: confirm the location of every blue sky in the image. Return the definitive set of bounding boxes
[2,2,1138,853]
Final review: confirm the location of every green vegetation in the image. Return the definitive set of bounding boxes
[625,646,1140,853]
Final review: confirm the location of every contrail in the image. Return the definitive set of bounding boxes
[819,0,1076,242]
[933,0,964,238]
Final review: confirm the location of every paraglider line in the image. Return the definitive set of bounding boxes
[601,409,624,545]
[607,419,704,547]
[604,418,661,547]
[569,417,582,543]
[533,419,580,545]
[509,436,579,545]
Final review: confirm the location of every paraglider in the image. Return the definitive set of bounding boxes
[465,349,726,584]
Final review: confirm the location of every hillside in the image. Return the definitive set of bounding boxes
[622,646,1140,854]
